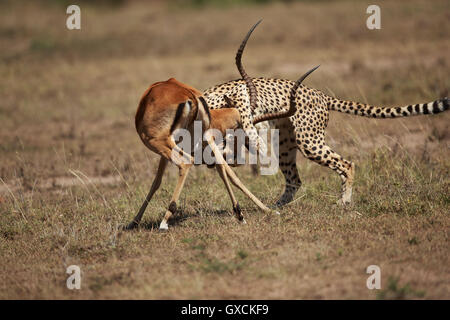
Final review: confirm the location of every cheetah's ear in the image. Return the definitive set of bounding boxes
[223,95,237,108]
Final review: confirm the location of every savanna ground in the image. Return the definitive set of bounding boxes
[0,0,449,299]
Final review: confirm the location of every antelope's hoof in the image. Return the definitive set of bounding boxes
[124,221,139,230]
[270,202,284,209]
[159,221,169,231]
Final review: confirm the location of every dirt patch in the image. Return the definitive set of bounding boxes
[0,174,121,195]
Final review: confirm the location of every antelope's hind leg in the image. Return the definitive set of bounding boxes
[125,157,168,230]
[158,140,195,231]
[159,163,191,231]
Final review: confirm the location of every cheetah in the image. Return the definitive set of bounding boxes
[203,21,449,207]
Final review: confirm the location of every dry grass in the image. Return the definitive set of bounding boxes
[0,0,449,299]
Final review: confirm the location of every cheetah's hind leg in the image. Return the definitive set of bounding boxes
[340,162,355,206]
[298,136,355,206]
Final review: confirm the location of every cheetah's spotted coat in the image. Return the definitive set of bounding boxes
[203,78,449,206]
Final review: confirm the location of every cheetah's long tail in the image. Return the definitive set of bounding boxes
[326,96,449,118]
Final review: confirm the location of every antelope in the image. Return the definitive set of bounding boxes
[126,23,318,230]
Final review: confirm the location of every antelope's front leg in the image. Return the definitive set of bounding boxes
[216,164,245,223]
[206,132,278,216]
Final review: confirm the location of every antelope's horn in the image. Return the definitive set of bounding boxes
[236,19,262,112]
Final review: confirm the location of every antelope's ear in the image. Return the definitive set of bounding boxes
[223,95,237,108]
